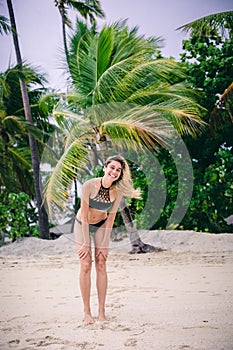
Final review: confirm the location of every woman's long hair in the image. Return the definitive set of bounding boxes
[104,155,141,199]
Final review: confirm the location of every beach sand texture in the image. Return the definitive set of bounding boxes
[1,230,233,350]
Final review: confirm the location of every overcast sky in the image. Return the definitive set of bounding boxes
[1,0,232,90]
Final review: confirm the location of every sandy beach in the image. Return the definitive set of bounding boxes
[1,230,233,350]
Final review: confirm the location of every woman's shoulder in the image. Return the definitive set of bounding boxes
[83,177,101,187]
[81,178,100,197]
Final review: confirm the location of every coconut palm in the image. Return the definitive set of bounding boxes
[43,21,206,252]
[5,0,50,239]
[0,113,32,193]
[0,71,30,193]
[0,64,49,195]
[54,0,104,65]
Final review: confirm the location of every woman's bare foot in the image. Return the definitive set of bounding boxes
[98,312,107,322]
[84,312,95,324]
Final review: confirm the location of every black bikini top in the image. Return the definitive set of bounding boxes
[89,178,114,210]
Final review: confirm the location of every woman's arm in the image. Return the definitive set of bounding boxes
[94,192,123,258]
[100,192,123,236]
[80,181,92,245]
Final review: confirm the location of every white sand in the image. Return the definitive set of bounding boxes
[1,230,233,350]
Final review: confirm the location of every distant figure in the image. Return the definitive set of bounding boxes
[74,155,140,324]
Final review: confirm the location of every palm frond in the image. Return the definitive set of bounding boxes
[3,63,47,87]
[52,102,104,149]
[110,22,158,65]
[40,127,67,170]
[96,25,114,79]
[100,106,175,151]
[43,137,89,216]
[75,31,98,96]
[177,11,233,38]
[64,121,95,149]
[52,101,97,150]
[95,58,186,103]
[127,82,197,105]
[0,74,11,98]
[153,99,207,137]
[94,55,147,103]
[69,0,105,22]
[24,121,51,141]
[53,101,85,125]
[39,91,65,115]
[0,15,12,35]
[2,115,26,133]
[72,21,162,102]
[8,147,31,169]
[16,62,47,86]
[84,102,135,125]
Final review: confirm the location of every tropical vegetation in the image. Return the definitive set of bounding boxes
[177,10,233,232]
[54,0,105,64]
[39,20,208,252]
[0,5,232,246]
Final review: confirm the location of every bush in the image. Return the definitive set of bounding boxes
[0,191,39,243]
[181,144,233,232]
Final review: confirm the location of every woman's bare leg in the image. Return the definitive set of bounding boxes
[79,255,94,324]
[95,250,108,321]
[94,228,110,321]
[74,220,94,324]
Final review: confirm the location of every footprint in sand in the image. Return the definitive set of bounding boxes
[32,327,51,334]
[124,338,138,347]
[8,339,20,347]
[8,315,30,322]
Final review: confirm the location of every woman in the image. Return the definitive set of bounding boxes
[74,155,140,324]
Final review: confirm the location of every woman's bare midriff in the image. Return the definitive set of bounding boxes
[76,207,107,225]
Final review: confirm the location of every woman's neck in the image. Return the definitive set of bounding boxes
[101,176,113,189]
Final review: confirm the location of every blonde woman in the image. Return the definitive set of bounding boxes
[74,155,140,324]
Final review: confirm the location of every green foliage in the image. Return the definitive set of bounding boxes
[176,14,233,233]
[0,65,55,199]
[0,191,39,241]
[43,21,206,218]
[117,143,233,233]
[54,0,105,28]
[181,145,233,232]
[180,33,233,111]
[0,14,12,35]
[128,148,189,231]
[177,11,233,42]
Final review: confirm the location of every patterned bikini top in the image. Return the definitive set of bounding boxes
[89,178,114,210]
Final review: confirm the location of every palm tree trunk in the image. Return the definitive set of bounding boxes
[56,1,70,67]
[0,231,5,246]
[61,14,70,66]
[6,0,50,239]
[119,199,158,254]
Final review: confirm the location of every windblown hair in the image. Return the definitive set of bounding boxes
[104,155,141,199]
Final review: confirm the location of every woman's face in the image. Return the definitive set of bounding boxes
[104,160,122,182]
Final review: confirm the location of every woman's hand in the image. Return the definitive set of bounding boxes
[95,248,108,260]
[78,244,91,260]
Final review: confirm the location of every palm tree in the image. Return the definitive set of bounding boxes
[5,0,50,239]
[0,64,48,195]
[0,84,32,192]
[42,21,206,252]
[54,0,104,65]
[0,113,32,192]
